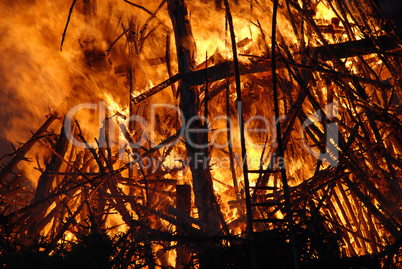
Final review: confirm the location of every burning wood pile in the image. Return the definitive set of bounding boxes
[0,0,401,268]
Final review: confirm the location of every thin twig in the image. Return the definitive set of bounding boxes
[226,80,239,200]
[74,119,106,175]
[60,0,77,51]
[165,33,176,97]
[271,0,300,267]
[123,0,153,16]
[223,0,255,267]
[106,28,129,53]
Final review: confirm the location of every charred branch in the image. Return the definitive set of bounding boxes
[132,35,400,105]
[167,0,220,233]
[0,112,58,182]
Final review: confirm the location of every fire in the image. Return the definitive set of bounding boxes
[315,1,337,23]
[1,0,401,267]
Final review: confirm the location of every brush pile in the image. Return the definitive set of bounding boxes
[0,0,401,268]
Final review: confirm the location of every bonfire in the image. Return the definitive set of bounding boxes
[0,0,401,268]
